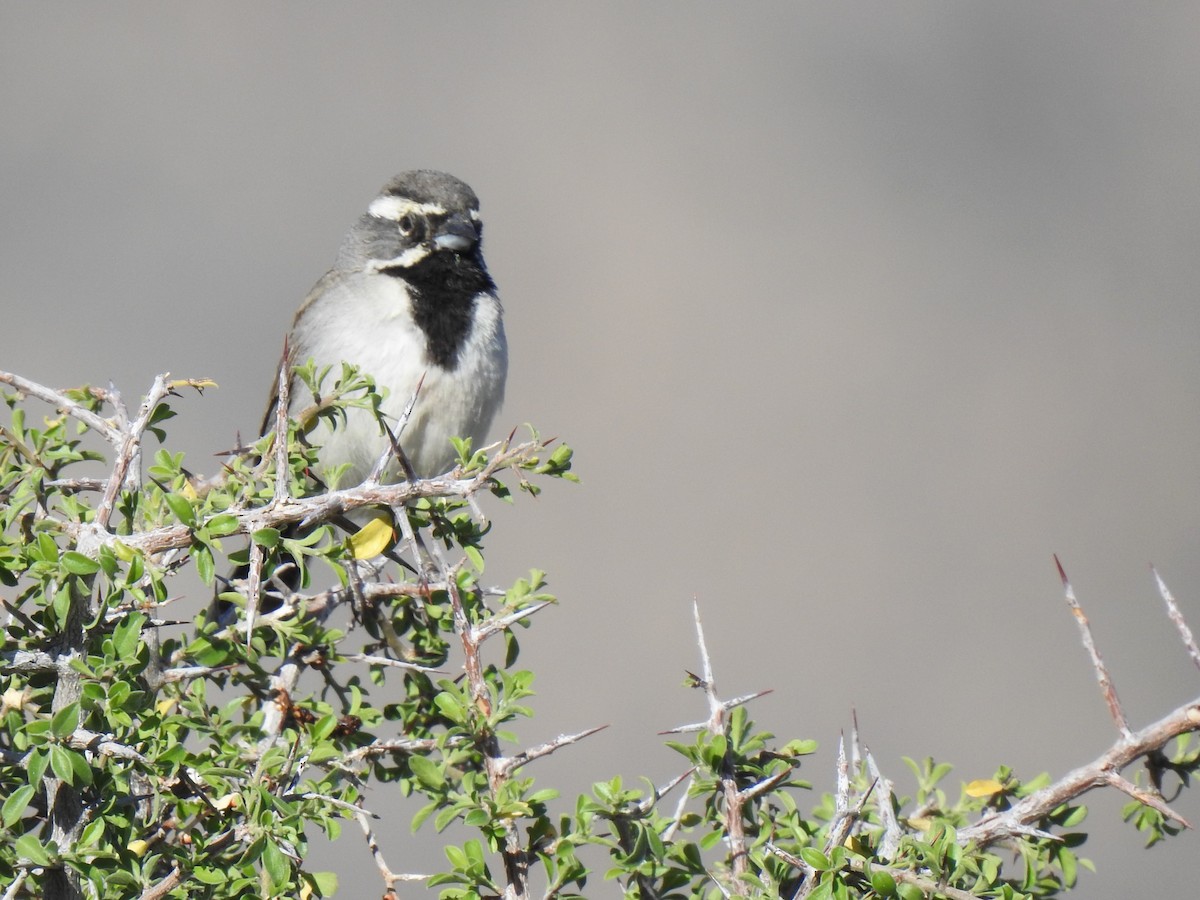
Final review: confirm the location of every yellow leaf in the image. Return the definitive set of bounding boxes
[346,517,394,560]
[155,698,178,716]
[965,778,1005,798]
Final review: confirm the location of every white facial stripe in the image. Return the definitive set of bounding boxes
[368,196,448,221]
[367,245,430,271]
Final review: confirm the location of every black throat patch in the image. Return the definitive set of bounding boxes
[381,251,495,369]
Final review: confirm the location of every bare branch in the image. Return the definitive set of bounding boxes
[692,599,723,731]
[960,696,1200,847]
[661,773,695,842]
[0,370,122,446]
[137,868,184,900]
[2,870,30,900]
[693,599,749,894]
[158,664,237,683]
[367,374,424,484]
[721,688,774,712]
[635,768,695,817]
[866,749,901,860]
[1054,555,1130,738]
[67,437,551,559]
[355,798,431,892]
[272,350,291,506]
[738,768,791,804]
[474,599,555,641]
[1103,771,1192,828]
[334,737,453,772]
[498,724,609,777]
[342,653,445,674]
[95,374,172,531]
[67,729,150,764]
[1152,566,1200,672]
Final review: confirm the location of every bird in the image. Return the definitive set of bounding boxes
[269,169,507,487]
[212,171,507,624]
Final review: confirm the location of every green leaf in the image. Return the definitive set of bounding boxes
[26,750,48,787]
[252,528,282,549]
[68,748,93,786]
[111,611,146,661]
[411,800,438,833]
[163,491,196,527]
[464,544,484,573]
[262,838,289,891]
[61,551,100,575]
[433,691,468,725]
[800,847,830,871]
[49,745,78,785]
[1059,848,1078,887]
[445,843,468,870]
[51,582,72,626]
[14,832,53,866]
[409,754,445,790]
[192,867,226,885]
[1,785,34,828]
[78,818,105,849]
[1060,805,1088,827]
[463,808,490,827]
[783,739,819,756]
[193,543,215,584]
[50,702,80,739]
[870,870,897,896]
[205,514,240,537]
[36,532,59,564]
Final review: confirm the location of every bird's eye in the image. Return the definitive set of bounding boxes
[398,215,415,234]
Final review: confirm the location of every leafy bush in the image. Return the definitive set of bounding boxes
[0,368,1196,899]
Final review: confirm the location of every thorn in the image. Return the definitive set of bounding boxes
[1053,553,1069,587]
[1054,556,1131,737]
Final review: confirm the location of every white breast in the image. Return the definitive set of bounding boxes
[290,272,507,486]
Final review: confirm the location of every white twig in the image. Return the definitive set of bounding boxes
[1103,771,1192,828]
[474,600,555,640]
[497,724,608,777]
[0,370,122,446]
[355,798,431,891]
[342,653,445,674]
[272,351,292,506]
[96,374,173,530]
[866,749,901,860]
[2,869,29,900]
[1152,566,1200,672]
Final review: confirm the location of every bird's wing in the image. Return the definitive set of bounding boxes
[259,269,341,438]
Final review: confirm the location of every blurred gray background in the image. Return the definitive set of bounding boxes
[3,4,1200,897]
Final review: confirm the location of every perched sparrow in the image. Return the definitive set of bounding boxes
[269,170,507,485]
[213,172,506,623]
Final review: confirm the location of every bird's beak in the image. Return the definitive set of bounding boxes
[432,214,478,253]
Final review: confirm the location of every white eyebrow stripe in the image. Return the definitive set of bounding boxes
[366,245,430,271]
[368,196,449,220]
